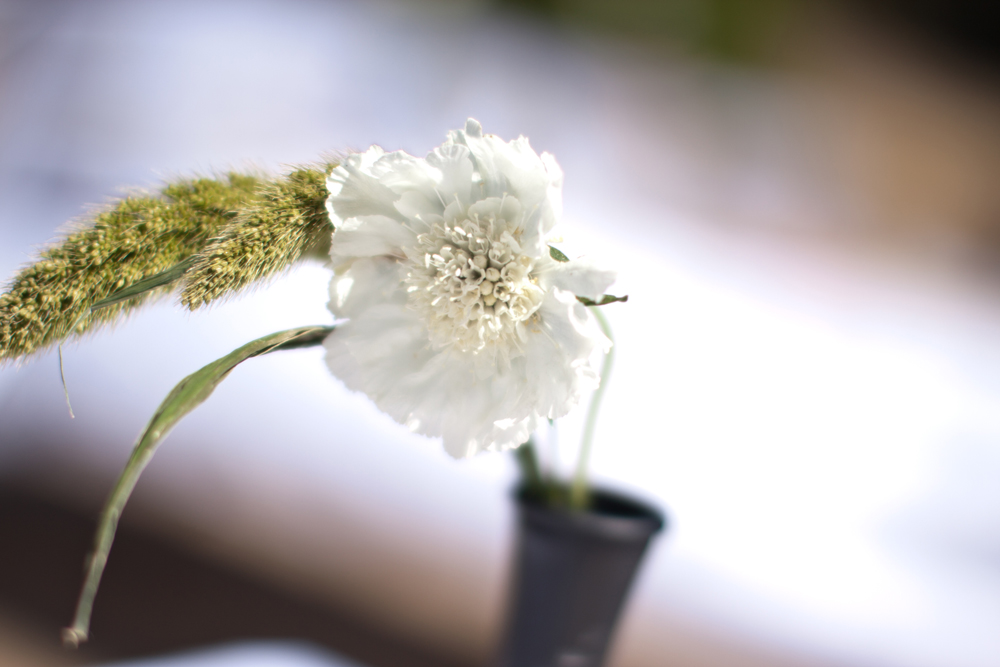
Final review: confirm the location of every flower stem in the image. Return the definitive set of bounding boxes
[570,306,614,510]
[514,437,543,493]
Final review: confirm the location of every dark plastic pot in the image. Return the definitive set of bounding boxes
[495,487,666,667]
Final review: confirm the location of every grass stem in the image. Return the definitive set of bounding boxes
[570,306,614,510]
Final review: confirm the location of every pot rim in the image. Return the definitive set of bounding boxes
[514,485,666,543]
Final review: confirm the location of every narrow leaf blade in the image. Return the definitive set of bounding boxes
[576,294,628,306]
[62,324,334,647]
[91,257,196,312]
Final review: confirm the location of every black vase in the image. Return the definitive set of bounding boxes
[495,487,666,667]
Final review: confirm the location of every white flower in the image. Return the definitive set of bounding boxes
[323,119,615,457]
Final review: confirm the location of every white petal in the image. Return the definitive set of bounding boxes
[426,143,474,207]
[326,149,404,223]
[499,195,522,225]
[523,289,607,410]
[539,259,617,301]
[394,190,441,223]
[325,259,524,457]
[371,150,440,195]
[329,215,416,268]
[327,256,404,318]
[448,118,506,199]
[325,258,429,393]
[467,197,503,220]
[490,135,551,210]
[538,151,564,235]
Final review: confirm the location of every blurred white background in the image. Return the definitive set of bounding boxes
[2,1,1000,666]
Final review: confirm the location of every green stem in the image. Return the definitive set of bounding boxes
[514,437,544,493]
[570,307,614,510]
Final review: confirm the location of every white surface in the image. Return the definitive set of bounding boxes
[2,2,1000,667]
[99,642,362,667]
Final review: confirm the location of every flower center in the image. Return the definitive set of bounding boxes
[405,210,544,353]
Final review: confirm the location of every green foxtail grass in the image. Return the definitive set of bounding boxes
[181,165,334,309]
[0,165,336,363]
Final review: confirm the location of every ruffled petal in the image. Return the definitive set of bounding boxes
[326,148,404,223]
[328,215,416,268]
[490,135,552,211]
[537,152,564,236]
[426,143,474,208]
[325,258,430,396]
[447,118,506,199]
[394,190,442,224]
[539,259,617,302]
[521,289,607,414]
[327,263,534,457]
[371,149,440,197]
[323,120,616,459]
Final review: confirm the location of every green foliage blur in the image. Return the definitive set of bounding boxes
[499,0,798,63]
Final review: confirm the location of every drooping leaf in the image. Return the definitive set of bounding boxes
[62,324,335,647]
[548,245,570,262]
[576,294,628,306]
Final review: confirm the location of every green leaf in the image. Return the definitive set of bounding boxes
[90,256,196,312]
[61,324,335,648]
[576,294,628,306]
[548,245,570,262]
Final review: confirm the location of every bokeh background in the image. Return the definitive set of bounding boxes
[2,1,1000,666]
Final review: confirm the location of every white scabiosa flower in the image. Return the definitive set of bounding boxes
[324,119,616,457]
